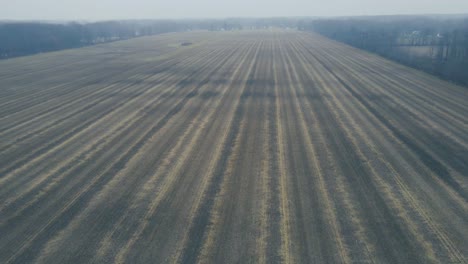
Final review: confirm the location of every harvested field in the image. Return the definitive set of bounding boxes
[0,30,467,263]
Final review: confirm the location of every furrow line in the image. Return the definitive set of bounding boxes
[283,38,350,263]
[174,40,262,264]
[2,41,237,264]
[305,41,465,263]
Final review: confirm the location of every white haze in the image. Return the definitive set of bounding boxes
[1,0,468,20]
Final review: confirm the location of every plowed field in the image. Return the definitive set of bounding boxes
[0,30,467,263]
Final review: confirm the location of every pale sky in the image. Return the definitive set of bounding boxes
[1,0,468,20]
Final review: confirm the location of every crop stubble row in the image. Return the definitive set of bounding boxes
[0,30,466,263]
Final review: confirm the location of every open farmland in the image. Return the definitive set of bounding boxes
[0,30,467,263]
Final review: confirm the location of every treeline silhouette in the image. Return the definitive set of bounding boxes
[2,16,467,86]
[0,20,188,58]
[300,16,468,86]
[0,18,301,59]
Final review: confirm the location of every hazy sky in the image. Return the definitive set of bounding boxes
[1,0,468,20]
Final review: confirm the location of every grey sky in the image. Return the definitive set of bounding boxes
[1,0,468,20]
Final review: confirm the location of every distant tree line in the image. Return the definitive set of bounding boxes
[0,20,188,58]
[300,16,468,86]
[0,18,303,59]
[2,16,467,87]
